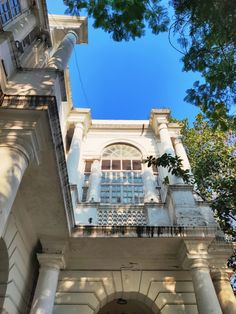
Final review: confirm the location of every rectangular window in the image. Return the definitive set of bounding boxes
[82,187,88,202]
[0,0,20,26]
[100,171,144,204]
[122,160,131,170]
[84,160,93,172]
[132,160,142,170]
[112,160,121,170]
[102,160,110,170]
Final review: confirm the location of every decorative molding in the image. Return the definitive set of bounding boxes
[37,253,66,270]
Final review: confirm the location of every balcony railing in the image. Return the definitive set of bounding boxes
[73,225,222,238]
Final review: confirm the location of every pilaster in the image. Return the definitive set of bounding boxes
[150,109,182,185]
[142,164,160,202]
[67,109,91,202]
[173,135,191,171]
[87,159,101,202]
[211,269,236,314]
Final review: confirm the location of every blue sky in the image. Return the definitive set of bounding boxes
[46,0,200,122]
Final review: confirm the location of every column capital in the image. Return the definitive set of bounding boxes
[184,239,212,254]
[67,108,91,137]
[211,268,232,282]
[37,253,66,271]
[150,109,170,135]
[178,239,213,269]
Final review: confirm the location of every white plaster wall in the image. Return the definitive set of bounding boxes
[81,127,159,159]
[1,207,38,314]
[53,270,197,314]
[147,206,171,226]
[20,0,30,12]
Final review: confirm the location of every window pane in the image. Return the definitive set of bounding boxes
[85,160,93,172]
[133,160,141,170]
[102,160,110,170]
[122,160,131,170]
[112,160,121,170]
[82,187,88,202]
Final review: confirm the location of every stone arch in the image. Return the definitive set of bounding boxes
[95,291,159,314]
[0,238,9,313]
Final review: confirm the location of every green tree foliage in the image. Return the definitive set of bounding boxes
[171,0,236,130]
[181,114,236,236]
[63,0,169,41]
[64,0,236,129]
[145,153,191,184]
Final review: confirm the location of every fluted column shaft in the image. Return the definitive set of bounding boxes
[0,146,28,237]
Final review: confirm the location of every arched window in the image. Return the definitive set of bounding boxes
[100,144,144,204]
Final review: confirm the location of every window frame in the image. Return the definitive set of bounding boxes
[0,0,21,27]
[100,150,144,204]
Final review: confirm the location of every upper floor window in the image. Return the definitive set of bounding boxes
[0,0,21,26]
[100,144,144,204]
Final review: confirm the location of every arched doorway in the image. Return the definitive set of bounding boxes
[98,298,155,314]
[0,239,9,313]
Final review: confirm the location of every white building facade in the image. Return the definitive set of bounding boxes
[0,1,235,313]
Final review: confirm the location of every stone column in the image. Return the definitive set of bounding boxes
[30,253,65,314]
[47,31,78,71]
[67,122,84,186]
[173,136,191,171]
[190,258,222,314]
[87,160,101,202]
[211,269,236,314]
[0,145,29,237]
[142,164,160,202]
[158,123,182,184]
